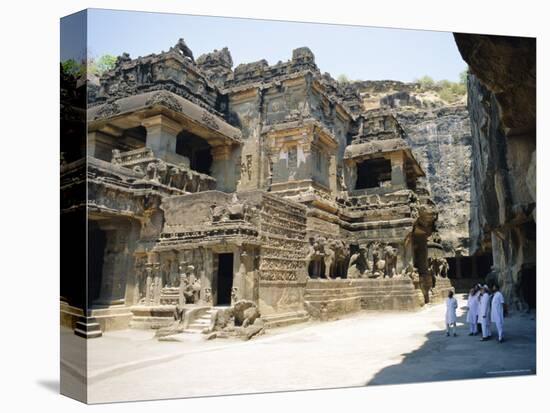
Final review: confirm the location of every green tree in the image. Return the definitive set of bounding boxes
[415,75,435,89]
[61,59,84,77]
[337,74,350,84]
[414,73,467,103]
[88,54,117,76]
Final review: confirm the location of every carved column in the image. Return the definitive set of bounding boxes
[88,129,122,161]
[231,245,241,305]
[178,260,187,306]
[211,145,234,192]
[201,248,214,306]
[390,152,406,189]
[328,152,337,193]
[94,221,135,307]
[153,262,162,305]
[145,263,153,305]
[141,114,181,161]
[240,247,256,301]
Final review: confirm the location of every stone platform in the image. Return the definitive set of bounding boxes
[304,277,421,319]
[129,305,177,329]
[90,306,133,331]
[262,310,311,328]
[129,304,214,331]
[431,277,454,303]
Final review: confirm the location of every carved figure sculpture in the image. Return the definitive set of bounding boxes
[111,149,122,164]
[146,162,157,182]
[178,261,187,306]
[400,263,420,282]
[186,265,201,304]
[439,258,449,278]
[203,287,213,305]
[370,243,386,278]
[347,245,368,279]
[305,237,317,270]
[168,166,181,188]
[383,245,398,278]
[232,299,260,328]
[156,161,167,185]
[322,239,336,280]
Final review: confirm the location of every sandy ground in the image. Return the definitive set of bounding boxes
[60,294,536,403]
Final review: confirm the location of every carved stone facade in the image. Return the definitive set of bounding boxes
[61,38,445,335]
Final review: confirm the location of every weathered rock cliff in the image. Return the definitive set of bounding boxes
[454,34,536,310]
[351,81,471,253]
[396,106,471,253]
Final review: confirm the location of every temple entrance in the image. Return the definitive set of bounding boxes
[176,132,213,174]
[88,221,107,305]
[216,253,234,305]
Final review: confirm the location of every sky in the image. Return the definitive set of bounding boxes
[63,8,467,83]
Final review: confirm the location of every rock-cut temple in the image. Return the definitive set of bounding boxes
[61,39,454,337]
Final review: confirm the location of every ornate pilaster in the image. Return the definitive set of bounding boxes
[141,114,181,161]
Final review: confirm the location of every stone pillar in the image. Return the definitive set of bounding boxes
[231,246,241,305]
[87,130,122,161]
[95,221,133,307]
[346,162,357,191]
[390,152,406,189]
[141,115,181,161]
[240,248,256,301]
[145,263,153,305]
[233,247,255,303]
[302,145,314,189]
[211,145,234,192]
[153,262,162,305]
[122,221,143,306]
[178,261,187,306]
[201,248,214,306]
[328,152,337,193]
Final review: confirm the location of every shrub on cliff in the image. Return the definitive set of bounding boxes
[414,72,467,103]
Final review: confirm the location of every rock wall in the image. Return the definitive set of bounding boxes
[352,81,472,253]
[396,106,471,252]
[454,34,536,310]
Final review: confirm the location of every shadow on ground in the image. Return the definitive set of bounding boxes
[367,304,536,386]
[37,379,60,394]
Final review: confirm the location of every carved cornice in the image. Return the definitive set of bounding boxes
[145,91,183,113]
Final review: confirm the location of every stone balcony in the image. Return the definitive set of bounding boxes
[112,147,216,193]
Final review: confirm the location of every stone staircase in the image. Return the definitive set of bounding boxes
[74,316,103,339]
[183,308,218,334]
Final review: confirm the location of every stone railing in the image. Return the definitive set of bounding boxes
[111,148,216,193]
[345,190,415,211]
[112,147,157,166]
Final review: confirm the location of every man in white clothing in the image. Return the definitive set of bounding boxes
[478,285,491,341]
[491,284,505,343]
[445,290,458,337]
[466,286,480,335]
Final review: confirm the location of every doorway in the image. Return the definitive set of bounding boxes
[88,221,107,305]
[355,158,391,190]
[216,253,234,305]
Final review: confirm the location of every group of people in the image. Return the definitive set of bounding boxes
[445,284,506,343]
